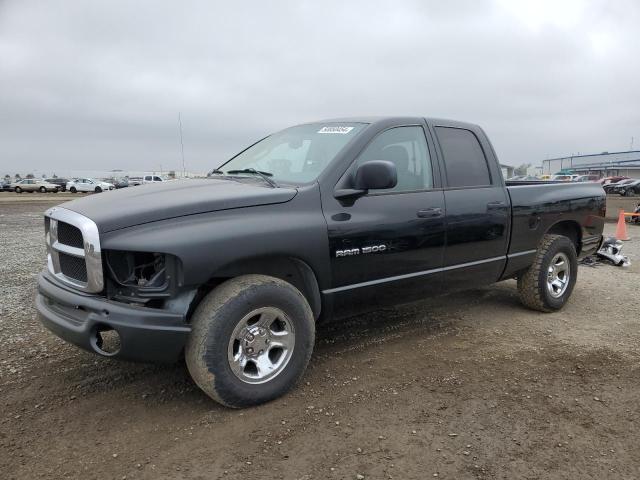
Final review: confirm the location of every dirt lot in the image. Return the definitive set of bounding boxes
[1,194,639,480]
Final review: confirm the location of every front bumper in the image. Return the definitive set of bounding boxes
[36,272,190,363]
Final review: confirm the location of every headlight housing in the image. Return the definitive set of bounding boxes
[104,250,180,307]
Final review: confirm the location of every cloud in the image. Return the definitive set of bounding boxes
[0,0,639,174]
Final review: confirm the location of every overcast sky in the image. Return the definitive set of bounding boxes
[1,0,639,175]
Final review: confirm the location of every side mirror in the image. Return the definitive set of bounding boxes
[334,160,398,200]
[354,160,397,190]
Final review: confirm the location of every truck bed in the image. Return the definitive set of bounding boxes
[501,181,606,278]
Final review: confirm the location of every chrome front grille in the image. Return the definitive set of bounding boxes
[59,252,88,282]
[45,207,104,293]
[57,221,84,248]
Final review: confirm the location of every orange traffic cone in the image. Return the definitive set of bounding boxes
[616,209,630,241]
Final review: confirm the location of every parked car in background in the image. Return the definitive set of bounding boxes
[129,176,143,186]
[573,174,600,182]
[1,180,14,192]
[603,178,635,194]
[46,178,70,192]
[103,177,129,189]
[507,175,541,182]
[599,175,629,185]
[11,179,60,193]
[551,174,576,181]
[143,174,165,184]
[613,179,640,196]
[66,178,114,193]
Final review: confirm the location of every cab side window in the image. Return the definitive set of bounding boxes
[356,126,433,193]
[435,127,491,188]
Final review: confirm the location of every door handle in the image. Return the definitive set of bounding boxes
[417,207,443,218]
[487,201,507,210]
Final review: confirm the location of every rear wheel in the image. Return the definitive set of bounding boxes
[517,234,578,312]
[39,186,46,193]
[95,186,102,193]
[186,274,315,408]
[15,186,22,193]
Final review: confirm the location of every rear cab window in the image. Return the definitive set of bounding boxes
[435,127,492,188]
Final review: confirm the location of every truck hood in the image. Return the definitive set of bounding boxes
[61,179,298,232]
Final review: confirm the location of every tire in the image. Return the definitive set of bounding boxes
[517,234,578,312]
[39,186,46,193]
[15,187,22,193]
[70,187,77,193]
[95,186,102,193]
[186,274,315,408]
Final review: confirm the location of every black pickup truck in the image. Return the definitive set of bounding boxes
[37,117,605,407]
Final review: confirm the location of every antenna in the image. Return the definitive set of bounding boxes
[178,112,186,178]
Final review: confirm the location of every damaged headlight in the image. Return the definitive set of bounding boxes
[104,250,180,306]
[106,251,167,288]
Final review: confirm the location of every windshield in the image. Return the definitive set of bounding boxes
[216,122,366,184]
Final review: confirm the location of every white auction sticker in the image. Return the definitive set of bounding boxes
[317,126,354,134]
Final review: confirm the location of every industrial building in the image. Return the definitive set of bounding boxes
[542,150,640,177]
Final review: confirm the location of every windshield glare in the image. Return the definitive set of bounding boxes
[217,123,365,184]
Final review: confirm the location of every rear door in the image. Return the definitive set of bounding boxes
[433,125,510,291]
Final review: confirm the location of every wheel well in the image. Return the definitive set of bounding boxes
[546,221,581,254]
[188,257,322,321]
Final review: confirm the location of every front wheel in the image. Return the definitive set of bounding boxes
[94,186,102,193]
[517,234,578,312]
[70,187,77,193]
[15,186,22,193]
[186,275,315,408]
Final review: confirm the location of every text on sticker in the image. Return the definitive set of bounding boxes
[317,126,355,134]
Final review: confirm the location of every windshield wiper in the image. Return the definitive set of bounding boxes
[226,168,279,188]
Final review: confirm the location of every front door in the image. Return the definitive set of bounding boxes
[322,125,446,318]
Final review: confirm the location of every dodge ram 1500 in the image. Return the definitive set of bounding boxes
[36,117,605,407]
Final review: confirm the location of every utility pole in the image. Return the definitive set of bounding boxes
[178,113,186,178]
[630,136,634,151]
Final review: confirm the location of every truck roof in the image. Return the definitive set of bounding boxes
[312,116,480,130]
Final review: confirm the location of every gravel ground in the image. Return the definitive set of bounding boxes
[1,194,639,480]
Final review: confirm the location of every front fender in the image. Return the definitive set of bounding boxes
[100,186,331,290]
